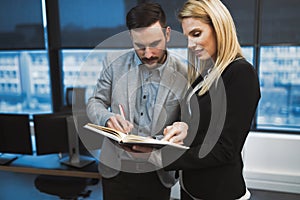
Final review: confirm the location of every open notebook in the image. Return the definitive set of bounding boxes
[83,123,189,150]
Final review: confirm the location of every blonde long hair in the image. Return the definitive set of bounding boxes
[178,0,243,95]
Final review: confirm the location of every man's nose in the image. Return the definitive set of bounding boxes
[144,47,153,58]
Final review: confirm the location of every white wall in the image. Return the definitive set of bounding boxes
[243,131,300,194]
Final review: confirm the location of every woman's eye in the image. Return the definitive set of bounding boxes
[193,32,201,37]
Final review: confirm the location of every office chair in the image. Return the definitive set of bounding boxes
[34,175,99,200]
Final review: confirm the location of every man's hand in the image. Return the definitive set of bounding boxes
[162,122,188,144]
[106,114,134,133]
[122,145,153,160]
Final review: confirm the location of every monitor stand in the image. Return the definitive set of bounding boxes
[60,116,95,168]
[0,154,18,165]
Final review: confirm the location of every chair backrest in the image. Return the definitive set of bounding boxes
[34,175,95,199]
[66,87,86,111]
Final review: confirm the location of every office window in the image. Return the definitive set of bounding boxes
[62,49,103,103]
[62,49,129,105]
[242,46,254,64]
[257,46,300,131]
[0,0,45,49]
[142,0,186,32]
[0,50,51,114]
[0,0,51,115]
[58,0,137,48]
[221,0,256,45]
[261,0,300,44]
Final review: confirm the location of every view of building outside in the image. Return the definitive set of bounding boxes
[0,50,50,114]
[0,46,300,131]
[62,49,105,103]
[258,46,300,130]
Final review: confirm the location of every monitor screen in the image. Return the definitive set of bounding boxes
[0,114,33,154]
[33,113,70,155]
[33,113,96,167]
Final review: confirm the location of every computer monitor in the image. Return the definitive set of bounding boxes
[33,113,69,155]
[0,113,33,165]
[33,113,94,168]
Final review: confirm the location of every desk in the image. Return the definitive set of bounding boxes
[0,154,101,179]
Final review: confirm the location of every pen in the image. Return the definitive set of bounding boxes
[118,104,129,135]
[118,104,126,120]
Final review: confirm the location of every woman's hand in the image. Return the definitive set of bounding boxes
[162,122,188,144]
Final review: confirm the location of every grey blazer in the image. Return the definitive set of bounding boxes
[86,49,187,188]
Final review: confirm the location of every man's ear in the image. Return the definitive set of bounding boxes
[128,30,135,47]
[129,30,133,40]
[165,26,171,42]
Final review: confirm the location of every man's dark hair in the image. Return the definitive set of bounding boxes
[126,2,167,30]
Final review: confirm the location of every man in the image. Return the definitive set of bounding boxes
[86,2,187,200]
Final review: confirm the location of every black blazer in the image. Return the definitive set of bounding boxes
[162,58,261,200]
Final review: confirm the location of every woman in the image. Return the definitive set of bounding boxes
[162,0,261,199]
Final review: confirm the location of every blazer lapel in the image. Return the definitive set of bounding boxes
[127,66,139,122]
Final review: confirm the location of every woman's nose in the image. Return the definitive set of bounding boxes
[188,38,196,48]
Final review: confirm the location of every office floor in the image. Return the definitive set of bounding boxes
[0,170,300,200]
[0,170,103,200]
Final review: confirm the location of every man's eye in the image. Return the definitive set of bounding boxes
[150,41,160,48]
[135,44,145,50]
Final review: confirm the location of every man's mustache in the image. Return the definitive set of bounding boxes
[142,57,158,62]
